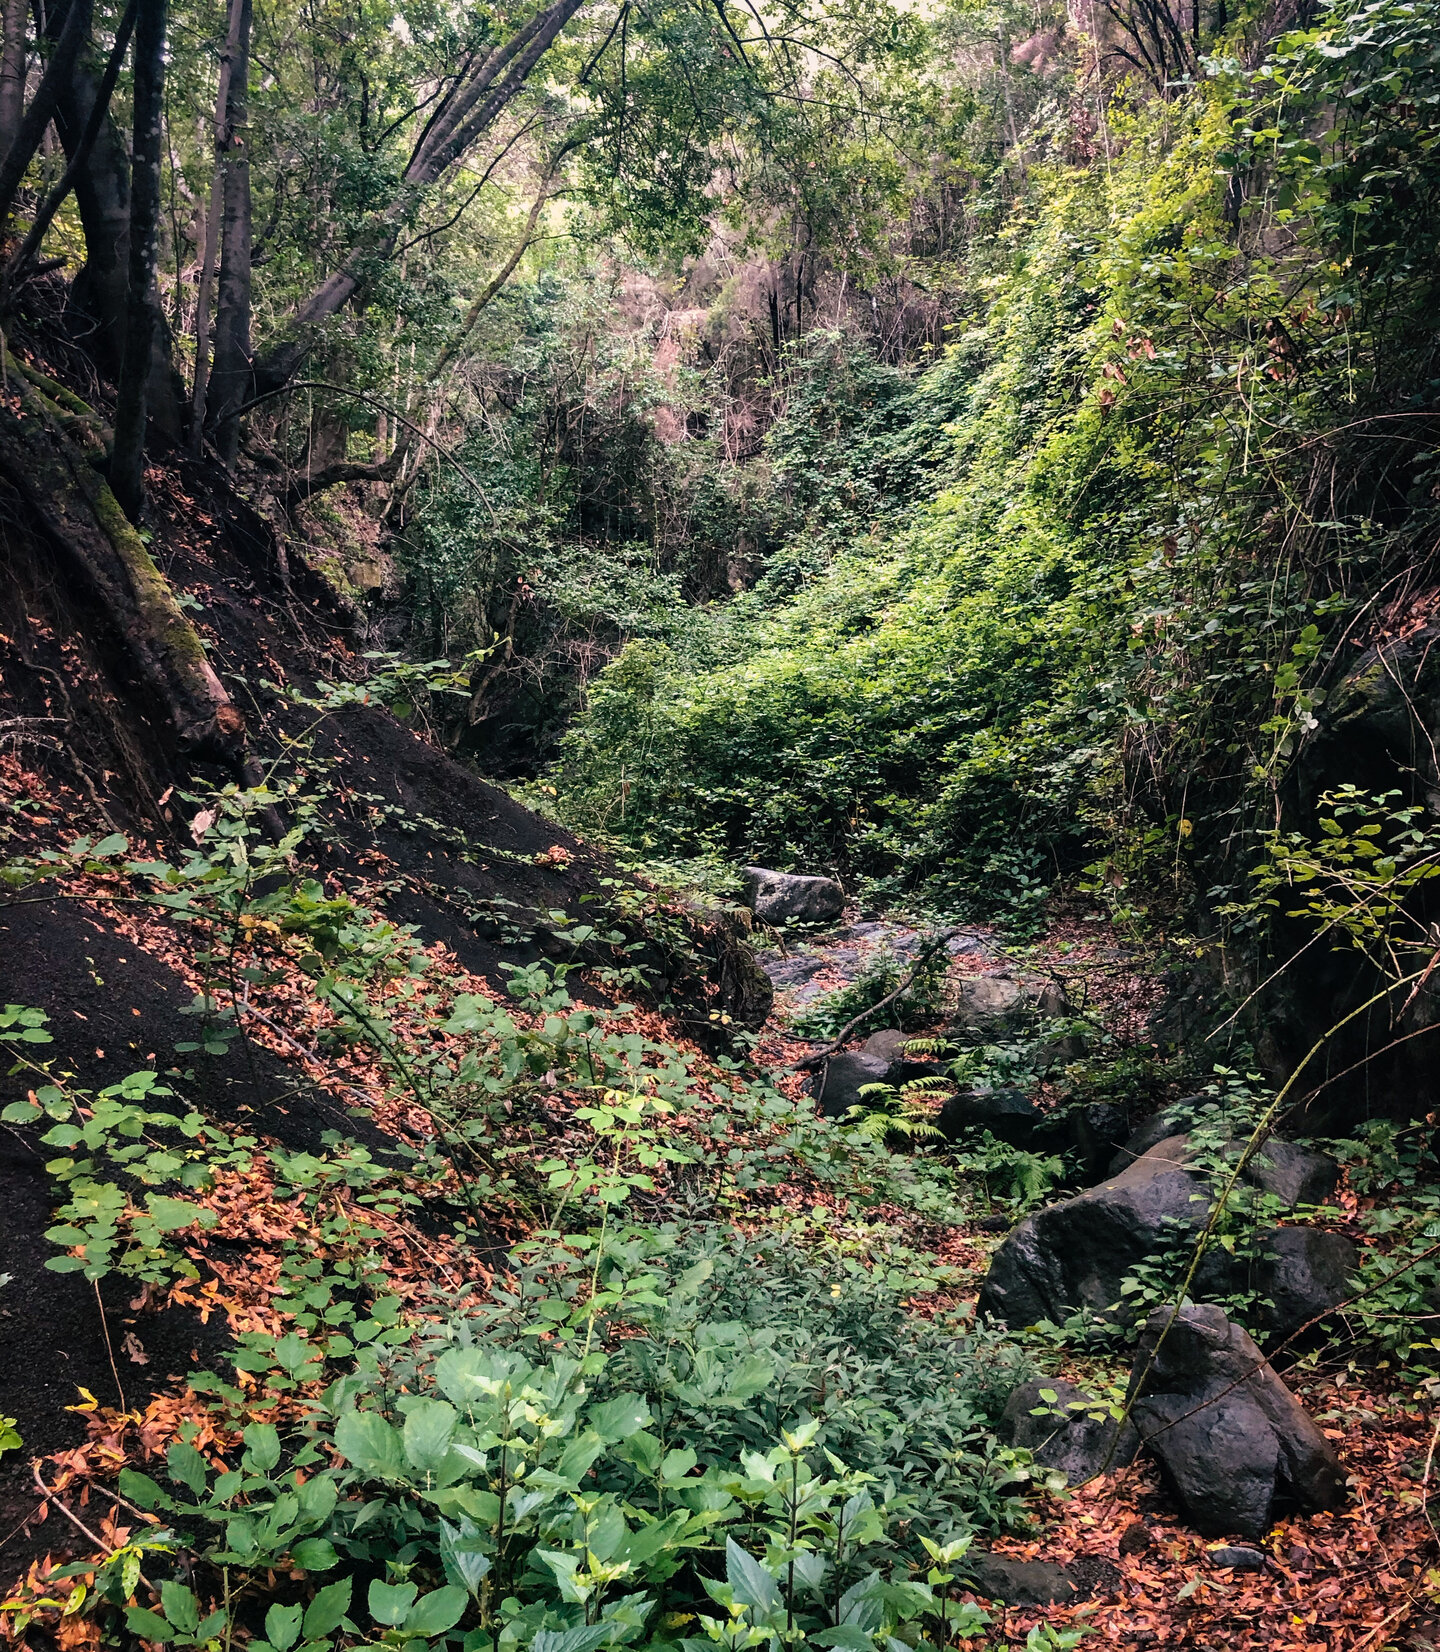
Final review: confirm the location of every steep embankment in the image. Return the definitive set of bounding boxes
[0,376,769,1563]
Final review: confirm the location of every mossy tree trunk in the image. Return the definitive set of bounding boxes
[0,355,248,766]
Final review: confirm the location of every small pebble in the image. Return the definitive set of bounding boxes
[1207,1544,1265,1570]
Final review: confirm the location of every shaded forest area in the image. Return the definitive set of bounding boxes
[1,0,1440,1645]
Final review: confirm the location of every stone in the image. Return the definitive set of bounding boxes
[950,970,1067,1033]
[1108,1106,1198,1175]
[1068,1100,1134,1183]
[740,867,845,925]
[1246,1139,1340,1208]
[811,1051,890,1118]
[959,1553,1078,1606]
[937,1086,1046,1148]
[1127,1304,1346,1538]
[861,1027,944,1085]
[1252,1226,1357,1340]
[982,1124,1348,1335]
[978,1134,1206,1327]
[1000,1377,1140,1484]
[1208,1545,1266,1570]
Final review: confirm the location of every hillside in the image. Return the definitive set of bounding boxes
[2,0,1440,1645]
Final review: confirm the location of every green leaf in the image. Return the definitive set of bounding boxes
[265,1602,304,1651]
[403,1399,458,1473]
[725,1538,781,1616]
[126,1607,176,1643]
[368,1579,418,1628]
[302,1577,353,1639]
[160,1582,201,1636]
[531,1627,614,1652]
[291,1538,340,1572]
[587,1393,650,1442]
[242,1422,281,1473]
[167,1441,210,1496]
[335,1410,408,1481]
[402,1586,468,1638]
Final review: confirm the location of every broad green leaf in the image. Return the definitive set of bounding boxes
[302,1577,353,1639]
[402,1586,468,1637]
[335,1410,408,1480]
[264,1602,303,1651]
[725,1538,781,1616]
[159,1582,200,1635]
[368,1579,418,1628]
[403,1399,458,1473]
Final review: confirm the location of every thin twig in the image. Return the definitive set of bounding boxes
[791,929,959,1072]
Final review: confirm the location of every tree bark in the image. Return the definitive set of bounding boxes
[0,0,92,226]
[207,0,251,467]
[2,0,135,299]
[0,0,27,160]
[249,0,583,397]
[190,0,246,457]
[0,352,248,763]
[110,0,167,522]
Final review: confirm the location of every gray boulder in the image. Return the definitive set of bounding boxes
[1108,1109,1195,1175]
[938,1086,1046,1148]
[978,1134,1206,1327]
[1127,1303,1346,1537]
[861,1028,944,1085]
[1068,1100,1134,1183]
[980,1130,1348,1335]
[741,867,845,925]
[1204,1225,1358,1341]
[1000,1377,1140,1484]
[812,1051,890,1118]
[1246,1139,1340,1208]
[950,970,1067,1032]
[959,1554,1078,1606]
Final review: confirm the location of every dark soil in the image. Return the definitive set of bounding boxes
[0,389,764,1577]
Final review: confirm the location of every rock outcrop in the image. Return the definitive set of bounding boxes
[1000,1376,1140,1484]
[978,1133,1205,1327]
[979,1132,1350,1338]
[740,867,845,925]
[1126,1304,1346,1537]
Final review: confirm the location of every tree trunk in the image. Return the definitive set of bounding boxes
[110,0,166,522]
[0,0,92,226]
[3,0,136,300]
[0,351,248,764]
[189,0,244,456]
[207,0,250,467]
[249,0,583,398]
[0,0,27,160]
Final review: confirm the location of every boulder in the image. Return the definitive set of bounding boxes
[861,1028,944,1085]
[741,867,845,925]
[1246,1139,1340,1208]
[1213,1225,1358,1342]
[950,970,1067,1033]
[1000,1377,1140,1484]
[1208,1545,1266,1570]
[959,1554,1078,1607]
[1067,1100,1134,1183]
[1127,1304,1346,1537]
[937,1086,1046,1148]
[978,1134,1205,1327]
[811,1051,890,1118]
[980,1130,1349,1335]
[1108,1107,1197,1175]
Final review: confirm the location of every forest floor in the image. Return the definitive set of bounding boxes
[1,831,1436,1648]
[0,428,1435,1646]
